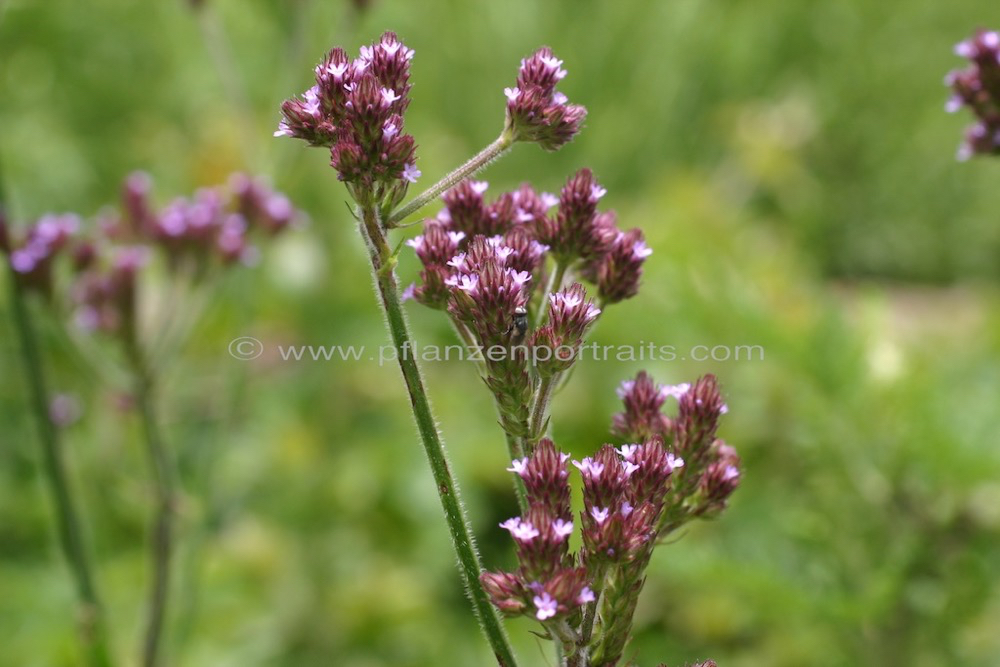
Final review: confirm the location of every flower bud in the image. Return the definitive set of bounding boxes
[530,283,600,376]
[122,171,154,235]
[539,169,618,263]
[612,371,674,441]
[674,374,727,461]
[585,227,652,304]
[504,47,587,150]
[480,572,528,615]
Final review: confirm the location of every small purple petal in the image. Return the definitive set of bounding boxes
[552,518,574,540]
[533,592,558,620]
[590,507,610,524]
[506,457,529,475]
[402,163,421,184]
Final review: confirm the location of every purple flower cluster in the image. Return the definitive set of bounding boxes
[482,372,738,664]
[615,372,741,524]
[946,29,1000,160]
[481,439,594,621]
[531,283,601,377]
[402,172,651,445]
[115,172,294,269]
[274,31,418,202]
[403,180,552,310]
[482,373,740,636]
[405,170,649,320]
[3,172,299,338]
[2,214,80,296]
[504,47,587,150]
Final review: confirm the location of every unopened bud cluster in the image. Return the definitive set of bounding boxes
[946,29,1000,160]
[482,372,740,665]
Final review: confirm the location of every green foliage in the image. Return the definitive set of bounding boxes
[2,0,999,666]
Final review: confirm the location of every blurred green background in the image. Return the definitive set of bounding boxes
[2,0,1000,666]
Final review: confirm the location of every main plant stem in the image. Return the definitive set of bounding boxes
[386,131,513,226]
[6,270,115,667]
[357,202,518,667]
[125,343,176,667]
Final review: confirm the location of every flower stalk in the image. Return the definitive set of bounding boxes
[124,338,177,667]
[357,201,519,667]
[387,131,514,227]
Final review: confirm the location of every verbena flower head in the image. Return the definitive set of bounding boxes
[613,371,675,441]
[446,236,532,347]
[584,227,652,304]
[110,171,299,270]
[946,29,1000,160]
[530,282,601,376]
[2,172,299,338]
[538,168,617,263]
[504,47,587,150]
[481,439,593,623]
[482,377,739,642]
[275,32,418,202]
[2,214,80,297]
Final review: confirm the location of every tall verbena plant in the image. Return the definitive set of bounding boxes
[1,170,298,667]
[274,32,741,667]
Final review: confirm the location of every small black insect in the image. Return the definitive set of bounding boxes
[505,306,529,342]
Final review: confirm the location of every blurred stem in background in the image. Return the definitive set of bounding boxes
[1,163,116,667]
[186,0,258,169]
[124,336,178,667]
[356,199,519,667]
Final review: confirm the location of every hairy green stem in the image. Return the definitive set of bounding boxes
[387,130,513,227]
[3,169,114,666]
[588,552,652,667]
[526,374,557,450]
[357,203,519,667]
[125,344,177,667]
[571,563,608,667]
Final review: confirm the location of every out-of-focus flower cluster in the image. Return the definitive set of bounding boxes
[274,31,418,205]
[402,171,651,443]
[504,47,587,150]
[2,172,299,339]
[482,372,740,666]
[946,29,1000,160]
